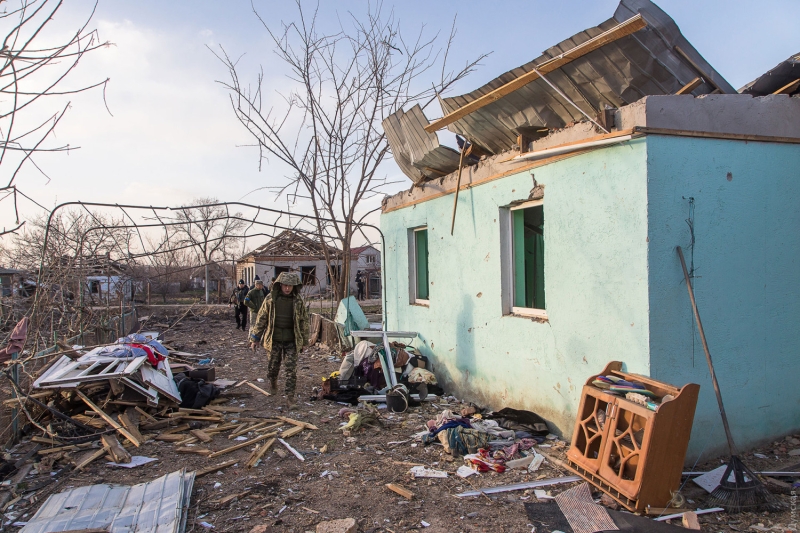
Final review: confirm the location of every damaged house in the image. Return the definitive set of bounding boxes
[380,0,800,460]
[236,230,379,296]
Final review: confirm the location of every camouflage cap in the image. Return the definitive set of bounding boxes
[275,271,302,286]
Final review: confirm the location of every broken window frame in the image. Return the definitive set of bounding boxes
[409,226,430,305]
[500,199,546,319]
[300,265,316,285]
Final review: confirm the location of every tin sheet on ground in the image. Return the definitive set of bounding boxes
[20,469,195,533]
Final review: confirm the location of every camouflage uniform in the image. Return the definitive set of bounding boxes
[243,286,266,331]
[250,272,309,396]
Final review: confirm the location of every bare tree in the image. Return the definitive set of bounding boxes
[172,198,246,303]
[2,208,132,349]
[213,1,485,301]
[0,0,111,236]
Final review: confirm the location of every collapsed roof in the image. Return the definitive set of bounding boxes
[739,52,800,96]
[384,0,735,184]
[239,230,340,261]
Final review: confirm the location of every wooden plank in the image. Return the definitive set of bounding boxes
[229,421,269,438]
[278,425,304,439]
[140,419,171,431]
[385,483,414,499]
[195,459,238,478]
[76,391,140,447]
[202,405,248,413]
[190,429,213,443]
[176,447,212,456]
[211,490,250,505]
[178,415,224,422]
[277,416,319,430]
[2,391,53,406]
[675,77,703,95]
[246,438,276,469]
[75,446,110,471]
[207,432,277,459]
[118,412,144,446]
[134,406,158,422]
[31,436,65,446]
[245,382,271,397]
[101,435,131,464]
[161,423,191,435]
[424,14,647,132]
[773,78,800,95]
[154,434,187,442]
[682,511,701,530]
[175,436,199,446]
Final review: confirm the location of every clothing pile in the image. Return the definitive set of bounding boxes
[418,405,552,474]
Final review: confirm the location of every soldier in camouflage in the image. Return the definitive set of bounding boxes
[249,271,309,408]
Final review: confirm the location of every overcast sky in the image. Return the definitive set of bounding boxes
[4,0,797,239]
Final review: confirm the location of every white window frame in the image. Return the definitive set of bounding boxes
[408,226,430,306]
[500,199,547,319]
[365,254,376,264]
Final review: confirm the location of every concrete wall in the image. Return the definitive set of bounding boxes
[381,138,652,433]
[645,134,800,460]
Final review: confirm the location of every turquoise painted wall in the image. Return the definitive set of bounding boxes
[381,139,652,433]
[645,135,800,460]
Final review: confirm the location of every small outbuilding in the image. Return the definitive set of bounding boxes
[380,0,800,460]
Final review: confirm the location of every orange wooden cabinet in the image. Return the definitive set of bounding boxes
[565,361,699,512]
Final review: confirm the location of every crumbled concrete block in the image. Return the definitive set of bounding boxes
[316,518,357,533]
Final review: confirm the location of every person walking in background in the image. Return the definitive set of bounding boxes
[243,278,266,334]
[356,270,365,301]
[249,271,309,409]
[229,279,249,331]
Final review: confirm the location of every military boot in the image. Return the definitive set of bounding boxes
[269,377,278,393]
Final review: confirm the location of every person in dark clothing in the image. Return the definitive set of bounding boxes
[356,270,365,301]
[249,271,308,409]
[230,279,249,330]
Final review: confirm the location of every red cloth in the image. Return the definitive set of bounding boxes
[0,317,29,363]
[129,343,164,366]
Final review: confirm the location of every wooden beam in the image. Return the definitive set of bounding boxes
[276,416,319,430]
[246,437,276,468]
[773,78,800,95]
[196,459,238,478]
[386,483,414,500]
[76,391,140,447]
[245,381,271,397]
[424,14,647,133]
[675,77,703,95]
[207,432,276,459]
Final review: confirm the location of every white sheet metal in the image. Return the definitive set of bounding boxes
[20,469,194,533]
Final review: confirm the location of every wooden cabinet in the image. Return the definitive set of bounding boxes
[566,361,699,512]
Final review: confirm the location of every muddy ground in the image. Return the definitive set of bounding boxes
[3,307,798,533]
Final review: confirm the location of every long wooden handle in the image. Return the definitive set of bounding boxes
[676,246,738,456]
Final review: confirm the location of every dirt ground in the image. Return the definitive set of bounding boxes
[2,307,798,533]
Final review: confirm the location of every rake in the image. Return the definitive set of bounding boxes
[676,246,777,512]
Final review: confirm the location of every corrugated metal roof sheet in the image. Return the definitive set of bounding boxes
[382,104,461,183]
[739,52,800,96]
[439,0,734,155]
[21,469,195,533]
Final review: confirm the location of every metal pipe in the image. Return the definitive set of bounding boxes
[513,134,633,162]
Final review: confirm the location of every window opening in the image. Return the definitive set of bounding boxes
[300,266,316,285]
[414,228,429,301]
[511,204,545,311]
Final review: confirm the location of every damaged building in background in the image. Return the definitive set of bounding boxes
[380,0,800,459]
